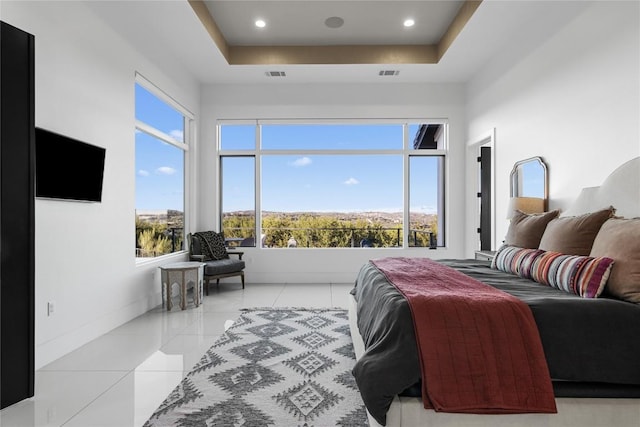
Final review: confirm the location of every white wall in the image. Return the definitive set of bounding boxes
[466,1,640,255]
[199,83,468,284]
[1,1,200,368]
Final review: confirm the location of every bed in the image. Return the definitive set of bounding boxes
[349,157,640,427]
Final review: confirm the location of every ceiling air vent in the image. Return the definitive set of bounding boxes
[378,70,400,76]
[265,71,286,77]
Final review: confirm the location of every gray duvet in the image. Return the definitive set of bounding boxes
[351,259,640,426]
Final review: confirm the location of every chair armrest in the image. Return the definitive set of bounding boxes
[227,251,244,260]
[190,254,206,262]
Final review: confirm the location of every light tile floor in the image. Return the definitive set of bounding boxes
[0,282,354,427]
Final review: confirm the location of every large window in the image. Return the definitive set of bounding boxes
[135,75,192,259]
[219,121,446,249]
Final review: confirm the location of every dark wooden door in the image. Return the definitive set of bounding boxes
[1,20,36,409]
[478,146,492,251]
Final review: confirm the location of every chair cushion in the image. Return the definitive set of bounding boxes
[193,231,228,261]
[204,258,245,276]
[190,234,203,256]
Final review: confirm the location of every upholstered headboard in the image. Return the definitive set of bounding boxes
[561,157,640,218]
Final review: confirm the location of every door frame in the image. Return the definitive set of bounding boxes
[468,128,496,252]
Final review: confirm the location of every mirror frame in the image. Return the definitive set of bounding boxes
[510,156,548,210]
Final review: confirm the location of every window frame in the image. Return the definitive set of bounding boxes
[217,118,448,249]
[134,73,194,262]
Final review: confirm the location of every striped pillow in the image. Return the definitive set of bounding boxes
[529,251,614,298]
[492,245,543,277]
[492,245,614,298]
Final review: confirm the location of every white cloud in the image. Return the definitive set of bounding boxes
[290,157,312,167]
[138,169,150,177]
[344,177,359,185]
[156,166,176,175]
[170,129,184,141]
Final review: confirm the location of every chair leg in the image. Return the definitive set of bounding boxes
[216,278,220,289]
[241,272,245,289]
[205,278,210,296]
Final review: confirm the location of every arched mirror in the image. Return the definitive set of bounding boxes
[509,157,548,215]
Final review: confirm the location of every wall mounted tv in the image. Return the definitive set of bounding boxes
[35,127,106,202]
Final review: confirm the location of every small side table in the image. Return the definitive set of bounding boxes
[475,250,497,262]
[159,262,205,311]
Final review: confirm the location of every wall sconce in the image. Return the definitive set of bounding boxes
[507,197,545,219]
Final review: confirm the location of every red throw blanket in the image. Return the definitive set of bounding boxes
[371,257,557,414]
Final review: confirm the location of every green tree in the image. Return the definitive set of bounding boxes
[221,212,437,248]
[138,228,169,257]
[136,217,182,257]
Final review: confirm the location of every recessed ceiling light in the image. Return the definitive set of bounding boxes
[403,18,415,27]
[325,16,344,29]
[255,19,266,28]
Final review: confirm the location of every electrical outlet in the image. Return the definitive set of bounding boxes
[47,301,55,316]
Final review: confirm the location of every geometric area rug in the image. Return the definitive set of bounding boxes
[143,308,369,427]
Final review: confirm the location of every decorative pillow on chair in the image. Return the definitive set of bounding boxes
[504,210,560,249]
[590,218,640,303]
[538,207,615,255]
[193,231,229,261]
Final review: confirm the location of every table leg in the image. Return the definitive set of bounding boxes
[166,282,173,311]
[180,271,187,310]
[200,266,204,302]
[198,266,203,306]
[194,277,200,307]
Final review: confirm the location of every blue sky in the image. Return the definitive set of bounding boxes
[135,83,441,214]
[135,83,185,211]
[221,124,441,214]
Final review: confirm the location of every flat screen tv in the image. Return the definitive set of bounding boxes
[35,127,106,202]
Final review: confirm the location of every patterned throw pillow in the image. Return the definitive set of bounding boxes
[194,231,228,261]
[492,245,614,298]
[492,245,543,277]
[529,251,614,298]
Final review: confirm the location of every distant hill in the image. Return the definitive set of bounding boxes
[225,210,436,227]
[136,209,184,228]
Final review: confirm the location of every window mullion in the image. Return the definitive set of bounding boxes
[403,125,410,248]
[255,125,262,246]
[136,120,187,151]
